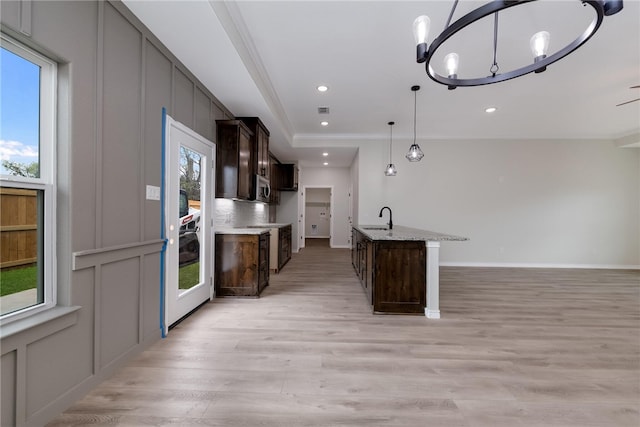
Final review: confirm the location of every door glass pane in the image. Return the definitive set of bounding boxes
[178,146,202,293]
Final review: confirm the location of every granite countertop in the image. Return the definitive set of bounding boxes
[244,223,292,228]
[355,225,469,242]
[215,227,270,235]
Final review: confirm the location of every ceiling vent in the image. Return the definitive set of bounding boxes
[317,106,330,114]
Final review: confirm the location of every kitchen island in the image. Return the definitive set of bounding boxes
[352,225,468,317]
[215,227,270,297]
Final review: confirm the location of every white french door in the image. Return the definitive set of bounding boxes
[164,116,214,333]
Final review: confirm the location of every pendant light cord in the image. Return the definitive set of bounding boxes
[389,123,393,162]
[413,90,417,145]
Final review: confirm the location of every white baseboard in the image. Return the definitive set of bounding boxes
[440,262,640,270]
[306,235,330,239]
[330,244,351,249]
[425,308,441,319]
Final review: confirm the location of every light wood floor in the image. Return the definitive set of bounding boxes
[48,245,640,426]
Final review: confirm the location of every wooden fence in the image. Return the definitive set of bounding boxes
[1,188,38,269]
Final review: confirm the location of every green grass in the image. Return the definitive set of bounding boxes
[179,262,200,290]
[0,265,38,296]
[0,263,200,296]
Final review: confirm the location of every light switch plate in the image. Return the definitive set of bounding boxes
[146,185,161,201]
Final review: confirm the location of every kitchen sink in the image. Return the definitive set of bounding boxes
[362,226,388,230]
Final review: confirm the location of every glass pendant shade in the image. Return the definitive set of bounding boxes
[405,144,424,162]
[385,163,397,176]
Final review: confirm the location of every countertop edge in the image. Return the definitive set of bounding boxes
[216,228,271,235]
[354,225,469,242]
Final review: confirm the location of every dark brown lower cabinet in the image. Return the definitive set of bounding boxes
[351,228,426,314]
[372,240,425,314]
[215,232,269,297]
[278,224,292,271]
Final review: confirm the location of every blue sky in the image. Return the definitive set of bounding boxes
[0,47,40,175]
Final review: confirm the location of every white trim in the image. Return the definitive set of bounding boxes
[426,309,441,319]
[440,262,640,270]
[0,34,57,324]
[330,244,351,249]
[164,115,215,332]
[425,241,440,319]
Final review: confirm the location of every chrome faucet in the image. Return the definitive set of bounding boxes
[378,206,393,230]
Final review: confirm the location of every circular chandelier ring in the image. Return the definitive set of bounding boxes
[425,0,605,87]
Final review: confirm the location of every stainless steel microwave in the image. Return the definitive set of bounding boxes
[253,174,271,203]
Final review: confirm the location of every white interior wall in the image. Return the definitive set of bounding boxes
[356,137,639,268]
[277,190,300,252]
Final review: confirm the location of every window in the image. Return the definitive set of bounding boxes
[0,33,57,322]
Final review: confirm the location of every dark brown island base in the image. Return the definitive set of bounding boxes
[352,225,468,316]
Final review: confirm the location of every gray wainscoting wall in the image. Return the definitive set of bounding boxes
[0,2,233,426]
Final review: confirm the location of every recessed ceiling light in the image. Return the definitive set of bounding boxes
[485,107,497,113]
[323,162,329,166]
[320,121,329,126]
[322,152,329,157]
[317,85,328,92]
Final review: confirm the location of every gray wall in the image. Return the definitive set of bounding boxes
[354,137,640,268]
[0,2,232,426]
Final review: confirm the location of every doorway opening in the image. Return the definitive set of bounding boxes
[301,186,333,249]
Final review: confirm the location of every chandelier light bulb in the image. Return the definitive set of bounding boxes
[413,15,431,63]
[413,15,431,44]
[444,52,459,77]
[530,31,550,60]
[385,164,397,176]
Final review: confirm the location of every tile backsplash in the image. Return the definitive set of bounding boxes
[213,198,269,228]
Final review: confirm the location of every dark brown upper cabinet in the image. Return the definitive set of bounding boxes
[278,163,299,191]
[269,152,281,205]
[237,117,270,181]
[215,120,253,200]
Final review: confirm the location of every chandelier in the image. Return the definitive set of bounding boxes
[413,0,624,88]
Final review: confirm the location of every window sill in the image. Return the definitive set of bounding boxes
[0,306,81,345]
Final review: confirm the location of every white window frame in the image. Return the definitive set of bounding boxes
[0,33,57,324]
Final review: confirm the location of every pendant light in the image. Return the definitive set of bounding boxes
[406,85,424,162]
[384,121,397,176]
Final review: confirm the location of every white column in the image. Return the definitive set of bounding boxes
[425,241,440,319]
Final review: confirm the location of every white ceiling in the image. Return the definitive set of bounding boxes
[122,0,640,166]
